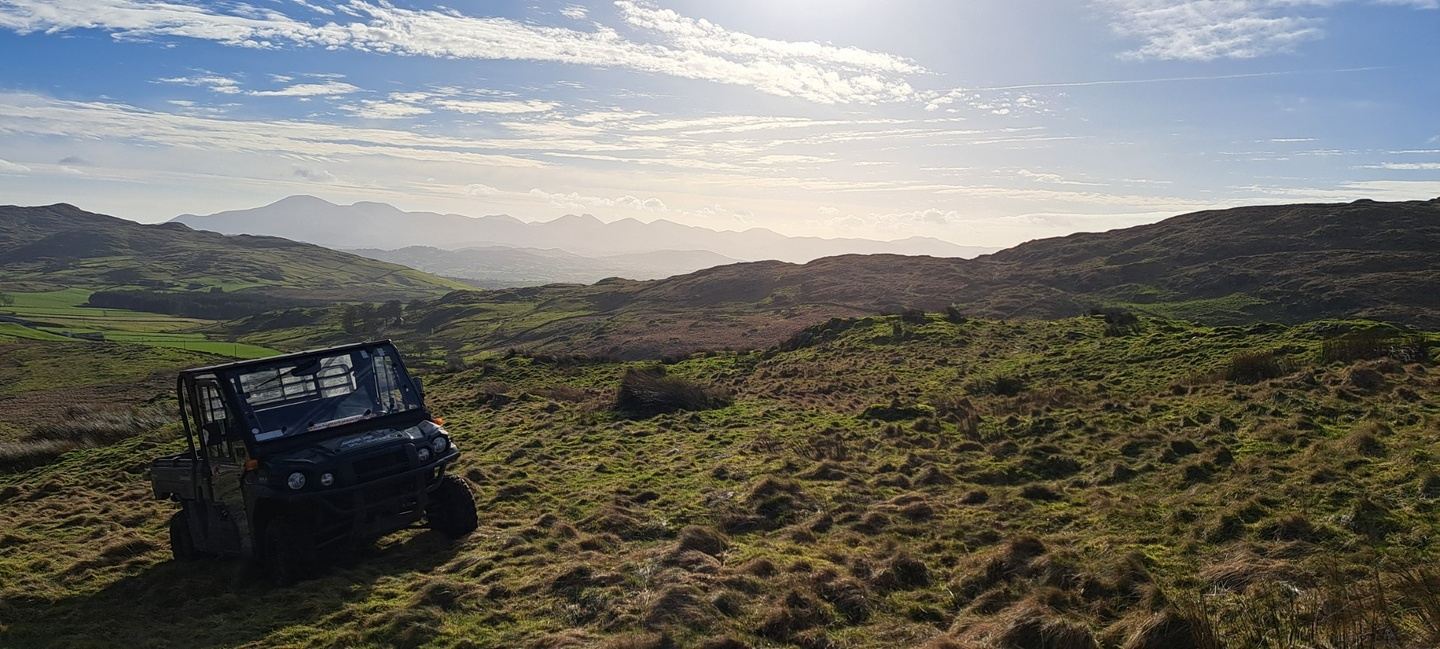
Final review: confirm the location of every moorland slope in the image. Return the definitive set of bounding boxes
[1,313,1436,648]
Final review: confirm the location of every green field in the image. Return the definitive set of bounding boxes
[0,288,277,358]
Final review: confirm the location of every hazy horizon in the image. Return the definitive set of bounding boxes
[0,0,1437,248]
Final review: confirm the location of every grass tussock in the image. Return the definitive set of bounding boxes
[614,366,730,418]
[1321,329,1429,364]
[1222,350,1292,384]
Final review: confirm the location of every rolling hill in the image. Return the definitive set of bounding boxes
[238,198,1440,359]
[172,195,996,263]
[0,203,467,303]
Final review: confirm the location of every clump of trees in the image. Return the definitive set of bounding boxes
[341,300,406,336]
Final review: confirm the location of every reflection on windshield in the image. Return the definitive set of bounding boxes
[231,347,420,442]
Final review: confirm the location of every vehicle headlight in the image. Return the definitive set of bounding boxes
[430,436,448,453]
[286,471,306,490]
[417,447,432,462]
[320,472,335,487]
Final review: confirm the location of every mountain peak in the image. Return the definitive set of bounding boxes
[269,195,337,208]
[547,213,604,225]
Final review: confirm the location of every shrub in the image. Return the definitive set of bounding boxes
[965,372,1027,397]
[944,305,967,324]
[1093,307,1142,337]
[899,309,928,325]
[614,366,730,418]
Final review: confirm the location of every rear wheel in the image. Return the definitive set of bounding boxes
[428,475,478,539]
[262,514,318,586]
[168,510,196,561]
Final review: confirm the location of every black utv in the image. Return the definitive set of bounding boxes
[150,340,477,584]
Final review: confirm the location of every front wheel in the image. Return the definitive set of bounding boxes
[168,510,197,561]
[427,475,479,539]
[262,515,318,586]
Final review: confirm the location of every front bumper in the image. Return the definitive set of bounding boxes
[267,448,460,543]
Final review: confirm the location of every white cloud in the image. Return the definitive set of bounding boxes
[465,183,501,196]
[0,157,29,173]
[1362,162,1440,170]
[0,0,921,104]
[156,74,241,94]
[432,98,556,114]
[922,88,1044,116]
[1100,0,1437,61]
[249,80,359,96]
[341,100,432,119]
[559,4,586,20]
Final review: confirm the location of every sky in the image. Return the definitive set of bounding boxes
[0,0,1437,247]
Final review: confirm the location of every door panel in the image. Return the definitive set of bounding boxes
[196,381,247,555]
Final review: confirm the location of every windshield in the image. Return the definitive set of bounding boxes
[227,345,422,443]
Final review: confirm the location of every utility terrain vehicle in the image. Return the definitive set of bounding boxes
[150,340,477,584]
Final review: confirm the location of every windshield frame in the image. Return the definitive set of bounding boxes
[215,342,428,449]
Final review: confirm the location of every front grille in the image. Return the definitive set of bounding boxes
[352,448,409,482]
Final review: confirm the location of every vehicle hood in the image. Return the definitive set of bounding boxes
[268,421,441,464]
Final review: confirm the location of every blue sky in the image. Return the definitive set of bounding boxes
[0,0,1436,246]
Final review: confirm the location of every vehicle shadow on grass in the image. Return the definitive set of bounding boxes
[1,530,462,649]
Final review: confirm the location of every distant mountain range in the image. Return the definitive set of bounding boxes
[349,246,743,288]
[171,196,996,278]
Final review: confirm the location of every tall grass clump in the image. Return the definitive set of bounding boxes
[1223,350,1291,384]
[1321,330,1429,364]
[1,404,170,471]
[964,372,1027,397]
[1180,566,1440,649]
[614,366,730,419]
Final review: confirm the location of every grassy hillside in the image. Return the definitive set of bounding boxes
[0,202,468,358]
[2,313,1436,648]
[0,203,467,301]
[251,199,1440,360]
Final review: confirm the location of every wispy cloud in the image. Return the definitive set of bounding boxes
[969,67,1386,91]
[0,0,921,104]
